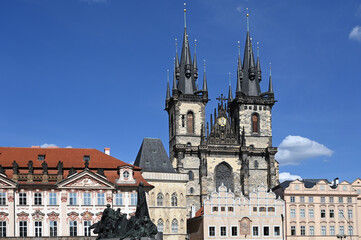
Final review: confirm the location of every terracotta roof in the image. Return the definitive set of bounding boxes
[0,147,139,169]
[195,206,204,217]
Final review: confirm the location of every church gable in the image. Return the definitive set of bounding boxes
[58,170,114,189]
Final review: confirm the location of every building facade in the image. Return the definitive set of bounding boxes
[273,178,361,240]
[187,184,285,240]
[134,138,188,240]
[165,9,279,216]
[0,146,151,238]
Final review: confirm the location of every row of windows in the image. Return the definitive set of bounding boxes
[16,192,137,206]
[156,193,178,206]
[157,219,180,233]
[290,208,353,219]
[290,225,353,236]
[208,225,280,237]
[290,196,353,203]
[15,220,91,237]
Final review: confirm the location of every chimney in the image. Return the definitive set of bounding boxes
[104,148,110,155]
[335,177,339,186]
[191,205,196,218]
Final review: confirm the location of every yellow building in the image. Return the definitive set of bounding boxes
[135,138,188,240]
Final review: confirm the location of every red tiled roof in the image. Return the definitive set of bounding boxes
[195,206,204,217]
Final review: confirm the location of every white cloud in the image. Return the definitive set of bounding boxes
[276,135,333,166]
[65,146,73,148]
[41,143,58,148]
[349,26,361,42]
[279,172,302,183]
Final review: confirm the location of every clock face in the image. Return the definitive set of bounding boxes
[218,117,227,126]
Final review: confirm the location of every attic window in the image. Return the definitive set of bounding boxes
[83,155,90,161]
[38,155,45,161]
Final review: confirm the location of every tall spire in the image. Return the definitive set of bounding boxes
[184,3,187,28]
[256,42,262,82]
[268,63,273,93]
[240,9,261,96]
[228,72,233,101]
[175,38,180,79]
[173,58,177,91]
[202,60,208,92]
[193,39,198,80]
[166,69,170,100]
[236,41,242,93]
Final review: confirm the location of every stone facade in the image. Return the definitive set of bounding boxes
[188,184,285,240]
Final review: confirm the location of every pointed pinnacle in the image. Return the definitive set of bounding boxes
[228,83,233,101]
[166,69,171,100]
[203,60,208,92]
[173,70,177,90]
[268,63,273,93]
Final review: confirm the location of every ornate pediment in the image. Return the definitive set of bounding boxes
[0,175,17,189]
[32,210,45,221]
[58,170,115,189]
[207,102,238,145]
[65,175,106,187]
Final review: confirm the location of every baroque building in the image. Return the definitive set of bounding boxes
[165,9,279,215]
[0,146,151,238]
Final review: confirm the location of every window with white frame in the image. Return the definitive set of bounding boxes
[253,226,259,236]
[84,220,91,236]
[338,196,343,203]
[83,192,91,205]
[131,193,137,205]
[0,193,6,205]
[348,209,353,219]
[339,209,344,218]
[300,209,305,218]
[69,221,77,236]
[115,193,123,205]
[19,192,27,205]
[321,226,326,236]
[157,219,164,232]
[329,196,334,203]
[0,221,6,237]
[263,226,270,236]
[330,209,334,218]
[309,208,314,218]
[209,226,215,236]
[34,221,42,237]
[97,193,105,205]
[348,226,353,235]
[19,221,27,237]
[274,226,280,236]
[220,226,227,236]
[320,196,325,203]
[309,196,313,203]
[157,193,164,206]
[291,226,296,236]
[330,226,335,235]
[171,219,178,233]
[50,220,57,237]
[300,226,305,236]
[339,226,344,235]
[49,192,57,205]
[300,196,305,203]
[69,192,77,205]
[309,226,314,236]
[347,197,352,203]
[290,196,295,202]
[321,209,326,218]
[231,226,237,236]
[290,209,296,218]
[34,192,42,205]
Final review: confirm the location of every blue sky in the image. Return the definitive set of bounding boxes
[1,0,361,183]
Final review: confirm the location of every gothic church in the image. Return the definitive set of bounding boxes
[165,9,279,214]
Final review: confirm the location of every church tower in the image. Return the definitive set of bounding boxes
[165,6,209,214]
[228,12,279,195]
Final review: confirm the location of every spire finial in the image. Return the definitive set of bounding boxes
[194,39,197,52]
[167,69,170,83]
[204,60,206,73]
[184,3,187,28]
[175,38,178,52]
[257,41,259,57]
[238,40,241,57]
[269,62,272,76]
[229,72,231,86]
[268,62,273,93]
[246,8,250,32]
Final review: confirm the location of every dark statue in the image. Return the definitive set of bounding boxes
[68,167,77,177]
[97,168,105,176]
[12,160,19,174]
[28,160,34,174]
[84,159,89,168]
[90,182,158,239]
[56,161,63,175]
[42,161,48,174]
[0,165,6,176]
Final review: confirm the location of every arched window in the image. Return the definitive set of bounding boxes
[171,193,177,206]
[254,160,259,169]
[187,111,194,134]
[157,193,163,206]
[252,113,259,133]
[171,219,178,233]
[189,187,194,194]
[157,219,164,232]
[188,171,194,181]
[215,162,233,192]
